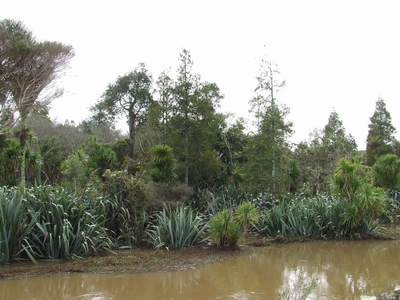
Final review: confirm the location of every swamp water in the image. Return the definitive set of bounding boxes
[1,240,400,299]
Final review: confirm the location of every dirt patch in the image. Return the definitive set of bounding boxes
[0,246,246,280]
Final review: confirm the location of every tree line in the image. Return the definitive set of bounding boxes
[1,19,400,198]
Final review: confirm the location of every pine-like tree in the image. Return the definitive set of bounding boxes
[366,97,396,166]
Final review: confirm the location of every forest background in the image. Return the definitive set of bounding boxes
[2,0,400,150]
[1,17,399,196]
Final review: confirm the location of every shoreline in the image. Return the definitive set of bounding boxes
[1,231,397,281]
[0,245,247,280]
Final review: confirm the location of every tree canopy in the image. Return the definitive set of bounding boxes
[366,97,396,166]
[2,21,400,197]
[0,19,74,131]
[90,63,153,159]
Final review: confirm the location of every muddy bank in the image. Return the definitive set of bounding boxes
[0,246,246,280]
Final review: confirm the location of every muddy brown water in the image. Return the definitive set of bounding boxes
[1,240,400,300]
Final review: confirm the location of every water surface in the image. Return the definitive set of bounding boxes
[1,240,399,299]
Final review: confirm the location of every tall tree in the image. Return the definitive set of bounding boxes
[322,110,357,167]
[172,49,200,186]
[245,57,293,197]
[0,19,74,132]
[90,63,153,159]
[0,19,74,186]
[169,49,224,187]
[183,81,225,187]
[372,153,400,190]
[366,97,396,166]
[155,69,174,144]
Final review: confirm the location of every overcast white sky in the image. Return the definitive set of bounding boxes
[2,0,400,150]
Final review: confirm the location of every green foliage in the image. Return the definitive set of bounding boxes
[331,156,387,234]
[244,58,293,197]
[189,185,250,216]
[0,185,115,263]
[0,19,74,132]
[255,192,385,239]
[25,185,113,260]
[149,145,177,184]
[0,187,36,263]
[205,198,258,247]
[366,97,396,166]
[102,169,153,213]
[61,149,90,189]
[154,69,174,143]
[356,184,385,219]
[242,103,293,196]
[213,118,247,185]
[235,202,259,232]
[341,203,362,231]
[209,209,241,247]
[287,159,301,194]
[149,182,193,212]
[90,63,153,159]
[111,138,132,168]
[372,154,400,189]
[332,157,364,201]
[168,49,224,187]
[146,205,207,250]
[82,135,117,174]
[96,194,150,249]
[1,139,21,185]
[186,149,225,188]
[61,136,118,190]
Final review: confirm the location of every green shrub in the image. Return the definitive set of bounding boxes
[96,195,150,249]
[254,193,383,239]
[149,145,177,184]
[102,169,153,212]
[209,209,241,247]
[146,205,207,250]
[190,185,250,216]
[149,182,193,211]
[235,202,259,233]
[372,154,400,189]
[100,170,153,248]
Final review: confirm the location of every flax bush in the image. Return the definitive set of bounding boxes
[26,185,114,260]
[0,187,36,264]
[146,205,207,250]
[255,193,382,239]
[190,185,250,216]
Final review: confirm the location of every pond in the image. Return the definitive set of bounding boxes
[1,240,400,299]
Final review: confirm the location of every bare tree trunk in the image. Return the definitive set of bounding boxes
[129,116,136,159]
[184,113,189,187]
[21,143,26,187]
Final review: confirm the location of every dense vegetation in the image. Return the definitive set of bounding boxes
[1,19,400,264]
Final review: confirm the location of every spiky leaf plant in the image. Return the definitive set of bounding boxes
[209,209,241,247]
[146,205,207,250]
[235,202,259,233]
[0,187,36,264]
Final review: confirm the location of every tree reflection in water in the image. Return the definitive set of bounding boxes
[1,240,399,300]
